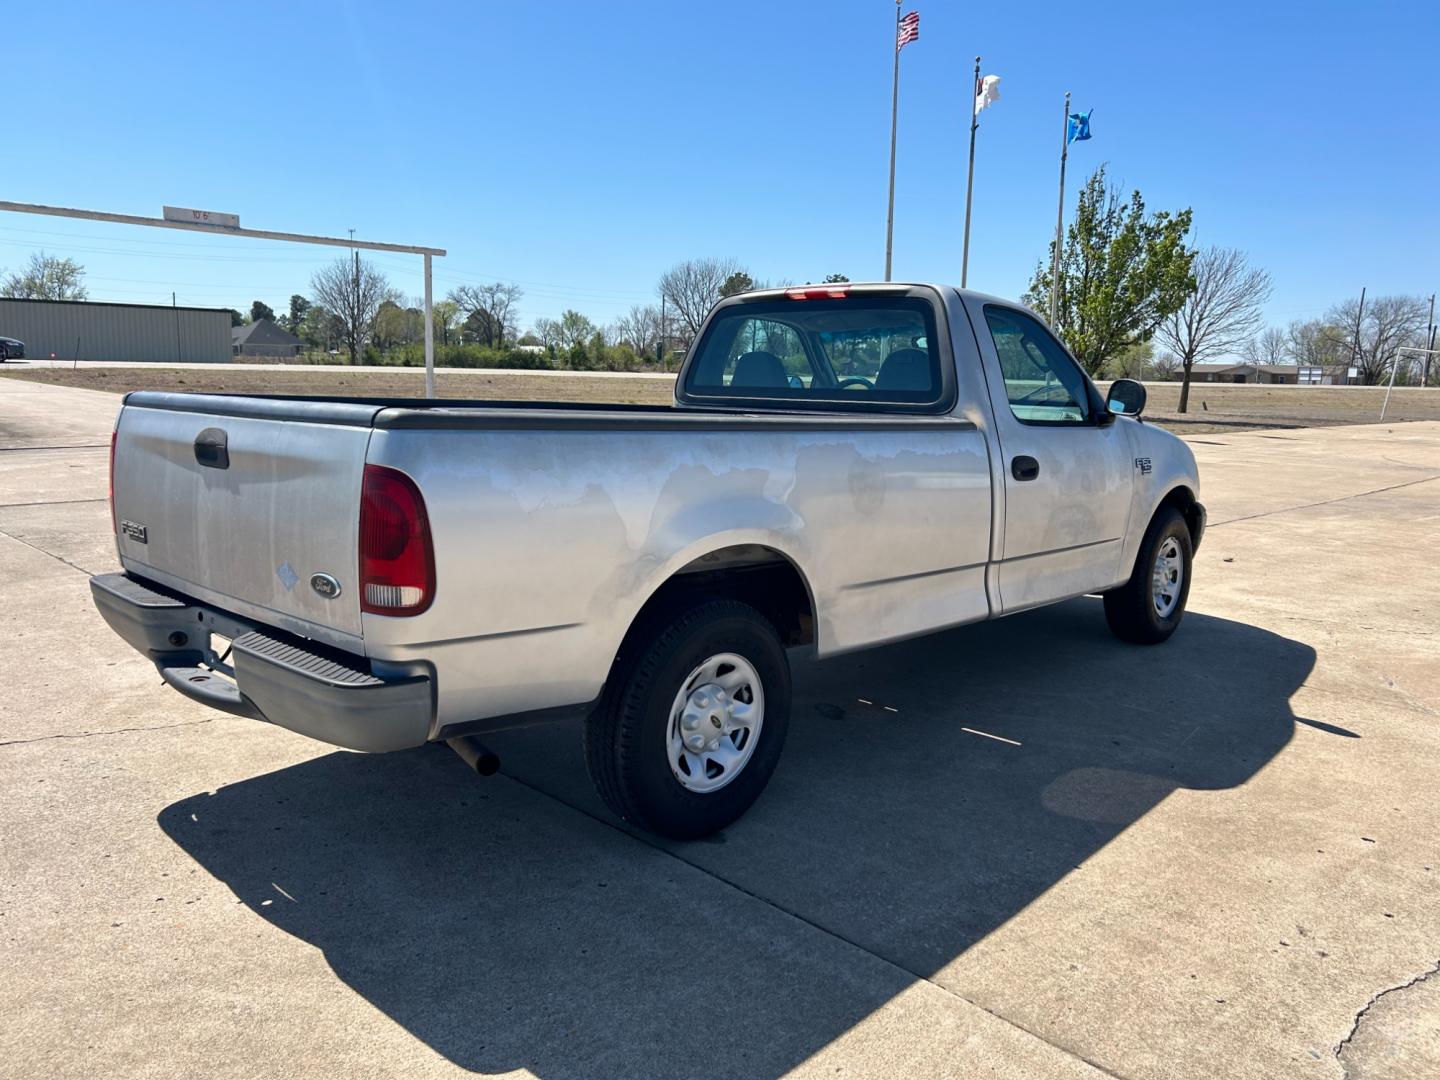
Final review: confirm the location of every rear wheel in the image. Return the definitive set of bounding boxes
[1103,507,1193,644]
[584,598,791,840]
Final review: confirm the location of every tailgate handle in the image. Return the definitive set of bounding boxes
[194,427,230,470]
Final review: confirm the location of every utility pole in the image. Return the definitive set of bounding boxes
[347,228,358,367]
[1349,286,1366,385]
[1424,293,1435,387]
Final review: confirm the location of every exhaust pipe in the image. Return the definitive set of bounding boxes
[447,735,500,776]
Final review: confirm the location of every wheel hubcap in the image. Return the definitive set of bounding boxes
[667,653,764,794]
[1152,536,1184,618]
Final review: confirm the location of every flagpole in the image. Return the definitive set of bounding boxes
[883,0,902,282]
[961,56,980,288]
[1049,90,1071,327]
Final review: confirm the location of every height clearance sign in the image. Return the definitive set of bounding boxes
[162,205,240,230]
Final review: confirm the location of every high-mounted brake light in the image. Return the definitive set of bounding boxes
[108,428,118,534]
[359,464,435,616]
[785,286,851,300]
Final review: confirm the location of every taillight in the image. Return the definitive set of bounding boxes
[785,286,850,300]
[359,464,435,616]
[109,428,118,534]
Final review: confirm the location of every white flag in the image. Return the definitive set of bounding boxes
[975,74,1002,114]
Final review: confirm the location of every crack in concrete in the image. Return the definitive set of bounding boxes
[0,497,108,509]
[0,523,103,577]
[1210,473,1440,528]
[1334,959,1440,1077]
[0,717,214,748]
[0,442,109,452]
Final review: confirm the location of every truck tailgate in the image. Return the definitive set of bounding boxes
[112,395,380,648]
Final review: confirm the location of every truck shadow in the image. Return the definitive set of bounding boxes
[158,599,1312,1078]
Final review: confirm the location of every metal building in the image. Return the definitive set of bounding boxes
[0,297,231,363]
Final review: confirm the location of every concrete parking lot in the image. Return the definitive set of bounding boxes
[2,377,1438,1079]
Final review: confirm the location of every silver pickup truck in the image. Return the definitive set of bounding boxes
[92,284,1204,838]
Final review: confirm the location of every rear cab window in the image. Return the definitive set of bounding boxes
[679,292,950,412]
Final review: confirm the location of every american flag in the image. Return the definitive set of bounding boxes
[896,10,919,50]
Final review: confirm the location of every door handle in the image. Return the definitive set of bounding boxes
[1011,455,1040,482]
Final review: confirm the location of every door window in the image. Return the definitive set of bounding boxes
[984,307,1092,424]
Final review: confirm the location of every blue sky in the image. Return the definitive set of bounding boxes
[5,1,1437,342]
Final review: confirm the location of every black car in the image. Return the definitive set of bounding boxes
[0,336,24,361]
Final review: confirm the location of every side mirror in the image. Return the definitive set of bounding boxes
[787,375,805,389]
[1106,378,1147,417]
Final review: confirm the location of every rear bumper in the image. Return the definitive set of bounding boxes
[90,572,432,752]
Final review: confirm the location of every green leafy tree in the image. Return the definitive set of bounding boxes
[283,294,311,333]
[228,309,245,328]
[557,309,597,351]
[1024,167,1195,376]
[1108,340,1154,381]
[431,299,460,346]
[298,304,344,352]
[822,273,850,283]
[1,251,88,300]
[719,271,755,298]
[250,300,276,324]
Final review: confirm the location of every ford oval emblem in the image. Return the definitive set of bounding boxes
[310,573,342,600]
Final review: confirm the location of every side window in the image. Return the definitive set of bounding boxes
[721,319,812,387]
[984,307,1091,424]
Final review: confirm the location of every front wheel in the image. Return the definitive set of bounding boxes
[1103,507,1193,644]
[584,598,791,840]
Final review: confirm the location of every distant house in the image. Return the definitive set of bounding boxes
[232,319,303,359]
[1186,363,1301,385]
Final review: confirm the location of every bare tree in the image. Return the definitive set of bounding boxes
[448,283,523,348]
[532,318,561,349]
[1151,352,1182,381]
[309,255,391,364]
[658,258,744,336]
[1,251,88,300]
[1155,247,1271,412]
[614,304,663,358]
[1324,294,1429,385]
[1242,326,1289,366]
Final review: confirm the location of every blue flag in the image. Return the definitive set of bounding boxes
[1067,110,1092,144]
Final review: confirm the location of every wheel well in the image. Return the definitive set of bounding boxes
[633,545,816,648]
[1158,486,1202,544]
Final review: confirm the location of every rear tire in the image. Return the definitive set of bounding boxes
[1103,507,1193,644]
[584,598,791,840]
